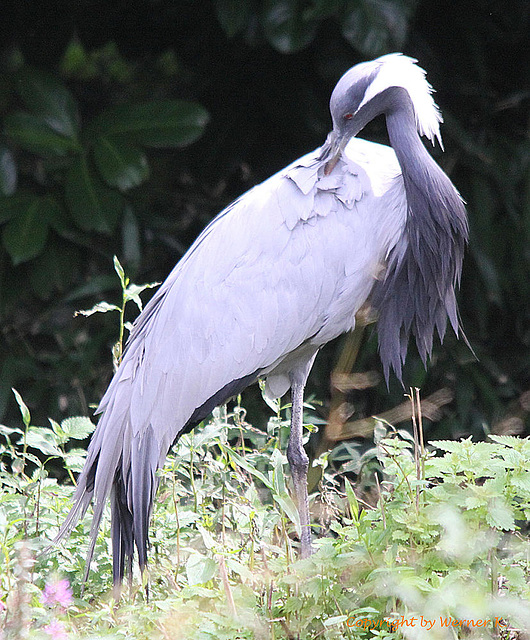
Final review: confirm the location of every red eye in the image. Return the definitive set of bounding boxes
[343,113,353,120]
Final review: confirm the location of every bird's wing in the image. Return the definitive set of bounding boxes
[56,143,406,581]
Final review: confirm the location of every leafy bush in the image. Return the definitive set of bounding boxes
[1,388,529,638]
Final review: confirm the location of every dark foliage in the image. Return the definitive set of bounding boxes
[0,0,528,442]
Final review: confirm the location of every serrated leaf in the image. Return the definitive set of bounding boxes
[60,416,96,440]
[64,448,89,472]
[391,529,410,541]
[65,156,123,233]
[5,112,81,155]
[89,100,209,148]
[486,499,515,531]
[0,146,17,195]
[124,281,160,311]
[465,496,485,509]
[93,137,149,191]
[75,301,121,317]
[263,0,318,53]
[15,66,80,138]
[488,434,526,449]
[186,553,217,586]
[431,440,466,453]
[2,196,55,264]
[511,470,530,493]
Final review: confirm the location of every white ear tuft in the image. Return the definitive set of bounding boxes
[359,53,443,148]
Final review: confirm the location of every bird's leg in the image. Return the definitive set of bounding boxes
[287,378,312,558]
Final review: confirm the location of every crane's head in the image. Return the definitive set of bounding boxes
[323,53,443,174]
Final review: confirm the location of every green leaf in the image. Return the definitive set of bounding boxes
[488,435,526,449]
[61,36,93,78]
[186,553,217,586]
[273,492,300,529]
[0,424,24,440]
[486,499,515,531]
[12,388,31,428]
[15,66,80,138]
[25,426,62,457]
[113,254,127,289]
[263,0,318,53]
[344,477,359,522]
[2,196,54,264]
[341,0,415,57]
[89,100,210,148]
[63,448,89,472]
[59,416,96,441]
[219,444,273,490]
[65,156,123,233]
[75,301,121,317]
[215,0,252,37]
[4,112,81,156]
[323,615,349,628]
[124,281,160,312]
[511,470,530,493]
[0,146,17,195]
[93,137,149,191]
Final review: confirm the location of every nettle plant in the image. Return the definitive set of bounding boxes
[0,261,529,639]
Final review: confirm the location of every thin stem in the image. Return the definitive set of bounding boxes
[189,432,198,513]
[409,389,421,514]
[172,474,181,586]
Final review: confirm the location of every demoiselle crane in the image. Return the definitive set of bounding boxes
[55,53,468,583]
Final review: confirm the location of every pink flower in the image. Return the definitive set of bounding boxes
[43,619,69,640]
[41,579,73,609]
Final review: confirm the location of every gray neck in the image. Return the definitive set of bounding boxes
[386,102,439,186]
[385,94,449,206]
[370,88,469,383]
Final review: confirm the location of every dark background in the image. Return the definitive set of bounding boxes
[1,0,529,447]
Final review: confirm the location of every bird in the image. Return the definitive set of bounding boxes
[54,53,468,585]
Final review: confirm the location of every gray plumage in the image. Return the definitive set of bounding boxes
[54,53,468,584]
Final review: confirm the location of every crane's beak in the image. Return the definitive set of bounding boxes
[323,132,348,175]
